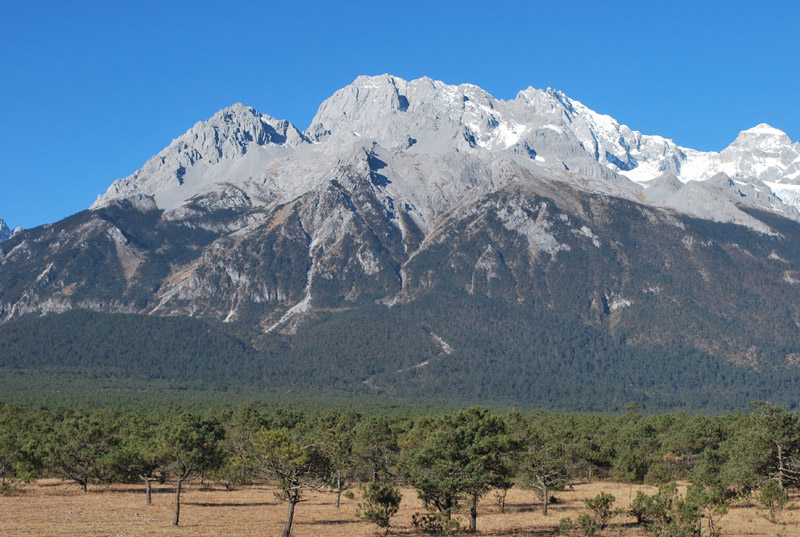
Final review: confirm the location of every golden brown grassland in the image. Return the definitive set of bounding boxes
[2,480,798,536]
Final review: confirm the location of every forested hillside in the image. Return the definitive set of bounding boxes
[2,308,799,411]
[3,77,800,413]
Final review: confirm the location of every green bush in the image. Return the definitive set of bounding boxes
[558,516,575,535]
[758,480,789,523]
[584,492,616,530]
[629,490,652,524]
[356,482,402,534]
[577,513,597,536]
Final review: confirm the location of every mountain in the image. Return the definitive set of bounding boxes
[0,219,10,242]
[92,76,800,231]
[2,75,800,410]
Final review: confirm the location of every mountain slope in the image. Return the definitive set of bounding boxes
[2,75,800,409]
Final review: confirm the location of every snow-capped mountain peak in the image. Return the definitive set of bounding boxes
[729,124,796,159]
[738,123,790,138]
[91,74,800,230]
[719,123,800,183]
[671,122,800,198]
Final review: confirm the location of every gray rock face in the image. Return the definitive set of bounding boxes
[91,75,800,234]
[92,103,308,211]
[0,219,10,242]
[720,124,800,183]
[3,75,800,370]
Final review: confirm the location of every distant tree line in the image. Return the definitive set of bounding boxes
[2,403,799,535]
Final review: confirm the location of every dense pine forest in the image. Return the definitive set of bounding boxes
[1,403,798,535]
[3,309,800,412]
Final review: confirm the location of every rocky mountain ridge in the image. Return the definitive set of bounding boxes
[93,75,800,233]
[2,75,800,408]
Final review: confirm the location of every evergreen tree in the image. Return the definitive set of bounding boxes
[518,429,568,515]
[400,408,515,532]
[246,427,331,537]
[158,413,225,526]
[356,481,402,534]
[44,412,120,493]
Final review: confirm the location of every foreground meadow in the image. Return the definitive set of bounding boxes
[2,479,797,536]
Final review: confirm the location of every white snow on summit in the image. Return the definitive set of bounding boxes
[743,123,789,137]
[91,75,800,230]
[670,123,800,187]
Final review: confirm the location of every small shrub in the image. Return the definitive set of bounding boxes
[412,511,464,535]
[356,482,402,534]
[629,490,652,524]
[584,491,617,530]
[758,480,789,523]
[644,462,675,485]
[577,513,597,536]
[1,481,25,496]
[685,484,728,537]
[558,516,576,535]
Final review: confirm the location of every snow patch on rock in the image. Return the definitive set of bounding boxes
[88,75,800,235]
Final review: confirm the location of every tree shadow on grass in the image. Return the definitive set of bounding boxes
[185,501,274,507]
[506,499,577,515]
[479,527,558,536]
[295,519,360,525]
[509,501,541,513]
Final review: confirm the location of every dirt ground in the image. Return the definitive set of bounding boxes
[2,479,797,536]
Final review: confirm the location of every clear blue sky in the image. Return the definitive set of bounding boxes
[1,0,798,230]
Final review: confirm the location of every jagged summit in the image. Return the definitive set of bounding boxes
[90,74,800,229]
[92,102,307,210]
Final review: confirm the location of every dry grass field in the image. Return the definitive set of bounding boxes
[2,479,797,536]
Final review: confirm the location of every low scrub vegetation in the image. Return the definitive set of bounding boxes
[1,402,799,535]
